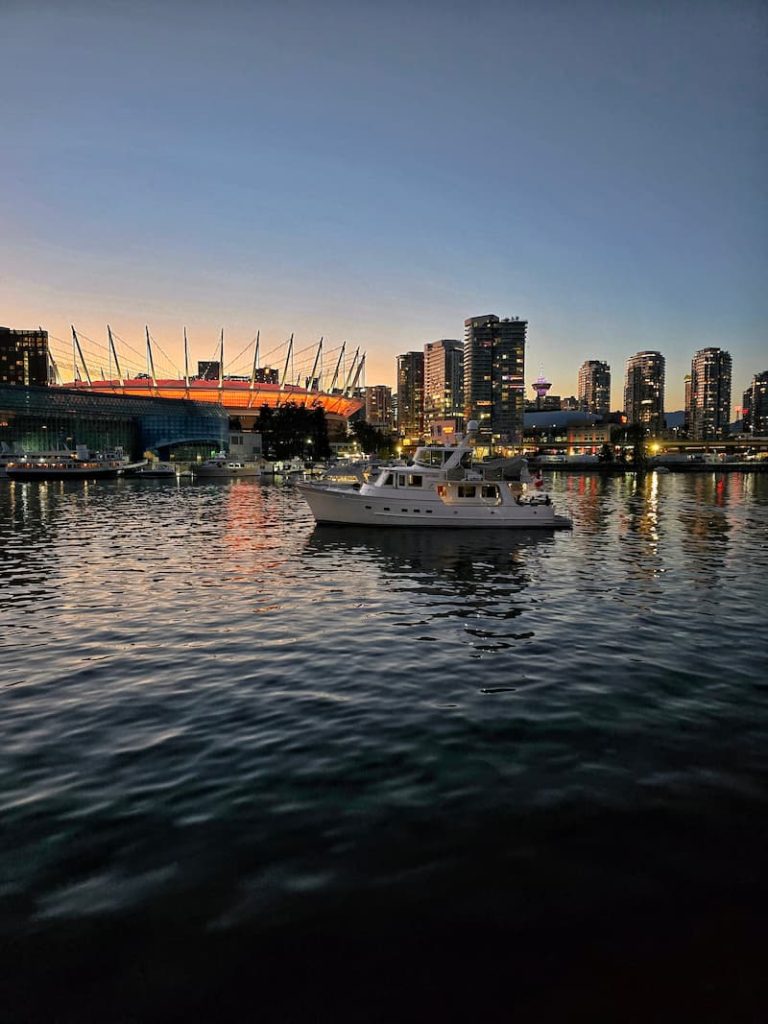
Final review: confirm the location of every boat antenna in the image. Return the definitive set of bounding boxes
[218,329,224,391]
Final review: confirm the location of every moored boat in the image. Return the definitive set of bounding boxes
[193,454,261,479]
[297,422,571,529]
[132,461,178,478]
[4,445,145,480]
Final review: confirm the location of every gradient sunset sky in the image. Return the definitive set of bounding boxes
[1,0,765,409]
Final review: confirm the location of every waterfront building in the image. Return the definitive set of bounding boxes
[424,340,463,432]
[577,360,611,415]
[396,351,424,439]
[0,327,50,386]
[525,394,561,413]
[742,371,768,436]
[364,385,393,431]
[463,314,526,444]
[560,395,580,412]
[0,383,229,459]
[624,351,665,434]
[689,347,732,440]
[522,411,612,456]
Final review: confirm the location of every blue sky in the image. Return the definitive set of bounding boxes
[1,0,765,408]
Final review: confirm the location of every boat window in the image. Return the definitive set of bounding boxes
[458,485,476,498]
[398,474,406,486]
[408,475,423,487]
[382,473,394,486]
[481,485,499,499]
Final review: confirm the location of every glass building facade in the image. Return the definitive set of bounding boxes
[463,315,526,444]
[742,371,768,436]
[623,351,665,435]
[0,385,229,457]
[689,347,732,440]
[396,352,425,439]
[424,340,464,432]
[0,327,49,386]
[577,360,611,415]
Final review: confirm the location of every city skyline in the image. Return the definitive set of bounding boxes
[1,1,765,410]
[8,317,765,421]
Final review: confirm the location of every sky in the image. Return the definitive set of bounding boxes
[1,0,765,410]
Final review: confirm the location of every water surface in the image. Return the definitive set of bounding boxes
[1,472,766,1021]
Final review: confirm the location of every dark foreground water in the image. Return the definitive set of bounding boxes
[1,471,767,1022]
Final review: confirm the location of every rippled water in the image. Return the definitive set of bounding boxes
[1,472,767,1021]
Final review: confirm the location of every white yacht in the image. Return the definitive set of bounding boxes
[193,454,261,479]
[297,422,571,529]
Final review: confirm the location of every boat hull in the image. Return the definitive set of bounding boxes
[296,482,571,529]
[5,466,121,480]
[194,467,261,478]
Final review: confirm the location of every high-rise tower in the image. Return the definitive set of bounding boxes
[424,340,463,431]
[364,385,393,431]
[624,351,665,434]
[742,371,768,436]
[396,351,424,439]
[463,315,526,444]
[577,360,611,415]
[0,327,50,386]
[689,347,732,440]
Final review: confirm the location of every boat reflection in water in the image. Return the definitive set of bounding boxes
[305,524,559,610]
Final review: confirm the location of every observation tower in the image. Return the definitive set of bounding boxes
[531,374,552,411]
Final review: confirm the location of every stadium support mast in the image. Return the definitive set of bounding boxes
[107,325,124,386]
[145,326,157,387]
[249,331,260,389]
[329,341,346,393]
[71,326,92,388]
